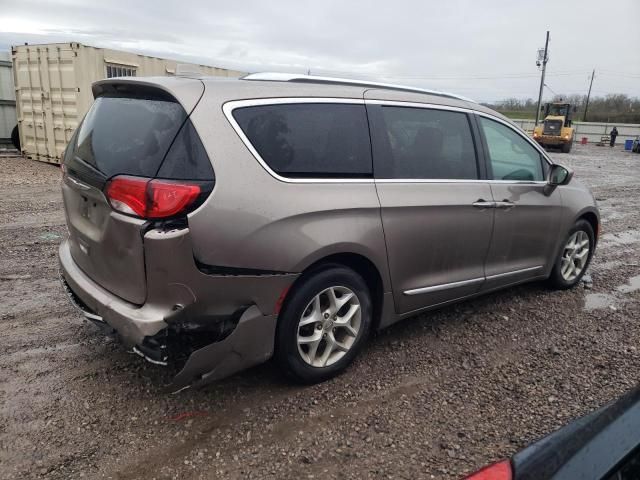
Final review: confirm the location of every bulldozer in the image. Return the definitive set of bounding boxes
[532,102,576,153]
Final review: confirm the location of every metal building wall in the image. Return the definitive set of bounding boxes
[0,51,17,145]
[12,42,245,163]
[511,118,640,144]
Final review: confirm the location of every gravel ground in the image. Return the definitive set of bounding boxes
[1,145,639,480]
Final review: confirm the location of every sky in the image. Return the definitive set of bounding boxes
[1,0,639,103]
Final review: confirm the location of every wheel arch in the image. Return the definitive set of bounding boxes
[577,209,600,244]
[285,252,387,332]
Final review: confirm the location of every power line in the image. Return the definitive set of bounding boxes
[598,70,640,78]
[309,68,591,81]
[544,83,559,96]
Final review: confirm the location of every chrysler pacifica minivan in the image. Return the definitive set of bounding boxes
[59,73,599,390]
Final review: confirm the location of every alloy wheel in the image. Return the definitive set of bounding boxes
[296,286,361,367]
[560,230,590,282]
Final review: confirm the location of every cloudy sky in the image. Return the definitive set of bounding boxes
[1,0,639,102]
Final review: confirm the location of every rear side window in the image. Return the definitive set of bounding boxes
[233,103,372,178]
[375,106,478,179]
[73,96,187,178]
[156,120,213,181]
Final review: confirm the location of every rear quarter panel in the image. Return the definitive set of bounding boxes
[185,92,392,291]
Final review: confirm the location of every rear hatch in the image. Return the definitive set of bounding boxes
[61,79,213,305]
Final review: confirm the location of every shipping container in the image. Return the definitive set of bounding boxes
[12,42,245,164]
[0,51,17,146]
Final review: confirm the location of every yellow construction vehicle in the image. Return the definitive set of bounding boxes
[532,102,576,153]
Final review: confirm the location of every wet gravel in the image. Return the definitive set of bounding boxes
[1,145,639,479]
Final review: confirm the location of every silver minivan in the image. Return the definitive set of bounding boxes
[59,73,599,389]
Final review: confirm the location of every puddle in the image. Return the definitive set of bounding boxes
[584,293,618,311]
[602,211,631,221]
[4,342,82,362]
[600,230,640,247]
[617,275,640,294]
[592,260,623,272]
[39,232,61,241]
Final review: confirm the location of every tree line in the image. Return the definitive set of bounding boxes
[483,94,640,123]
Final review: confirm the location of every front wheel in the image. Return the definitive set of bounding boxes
[274,266,372,384]
[561,141,573,153]
[548,220,595,289]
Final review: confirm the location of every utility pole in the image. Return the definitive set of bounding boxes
[535,31,550,127]
[583,69,595,122]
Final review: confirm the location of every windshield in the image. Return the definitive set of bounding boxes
[548,104,569,116]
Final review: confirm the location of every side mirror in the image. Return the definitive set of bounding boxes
[548,164,573,186]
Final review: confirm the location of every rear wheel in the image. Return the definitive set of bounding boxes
[561,140,572,153]
[275,266,372,383]
[548,220,594,289]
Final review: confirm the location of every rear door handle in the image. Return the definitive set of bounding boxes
[494,200,516,209]
[472,200,496,209]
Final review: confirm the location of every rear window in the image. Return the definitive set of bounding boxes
[73,96,187,178]
[232,103,372,178]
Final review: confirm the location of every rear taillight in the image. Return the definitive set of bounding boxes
[105,175,204,219]
[463,460,512,480]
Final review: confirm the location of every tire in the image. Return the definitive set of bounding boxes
[274,265,372,384]
[547,219,595,289]
[11,125,20,151]
[561,141,572,153]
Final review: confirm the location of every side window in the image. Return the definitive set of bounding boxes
[375,106,478,180]
[233,103,372,178]
[479,117,545,181]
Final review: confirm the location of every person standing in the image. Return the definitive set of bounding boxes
[610,127,619,147]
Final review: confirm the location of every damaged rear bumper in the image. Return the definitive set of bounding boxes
[59,228,298,391]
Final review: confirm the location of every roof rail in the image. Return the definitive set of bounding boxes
[242,72,475,103]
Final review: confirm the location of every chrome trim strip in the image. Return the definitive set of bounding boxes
[241,72,475,102]
[404,277,484,296]
[224,97,365,107]
[222,98,374,184]
[375,179,546,185]
[223,97,553,184]
[485,265,544,280]
[367,99,553,169]
[403,265,545,296]
[365,99,474,113]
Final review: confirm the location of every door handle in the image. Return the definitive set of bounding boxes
[472,199,496,209]
[494,200,516,209]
